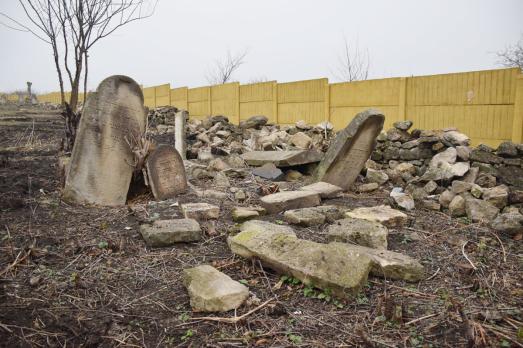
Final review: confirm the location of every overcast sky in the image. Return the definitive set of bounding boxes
[1,0,522,93]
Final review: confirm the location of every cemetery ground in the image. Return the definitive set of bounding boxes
[0,105,522,347]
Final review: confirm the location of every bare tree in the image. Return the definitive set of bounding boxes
[497,35,523,71]
[333,36,370,82]
[206,49,248,85]
[1,0,157,151]
[248,76,269,84]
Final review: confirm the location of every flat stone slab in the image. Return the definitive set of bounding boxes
[327,218,388,249]
[140,219,201,247]
[228,221,372,297]
[300,181,343,198]
[232,207,261,222]
[284,205,344,227]
[183,265,249,312]
[345,205,408,228]
[242,150,323,167]
[181,203,220,220]
[259,190,321,214]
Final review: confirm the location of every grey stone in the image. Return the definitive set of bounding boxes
[422,199,441,211]
[284,205,344,226]
[463,167,479,183]
[497,166,523,188]
[456,146,471,161]
[393,120,413,131]
[345,205,408,228]
[424,180,438,194]
[442,130,470,146]
[260,190,321,214]
[451,180,473,194]
[476,173,497,188]
[366,169,389,185]
[240,115,268,129]
[465,198,500,222]
[482,185,509,209]
[430,147,457,167]
[327,217,388,249]
[469,149,503,164]
[300,181,343,198]
[386,128,411,142]
[232,207,260,222]
[490,213,523,235]
[357,182,379,192]
[242,150,323,167]
[450,162,470,177]
[496,141,518,157]
[181,203,220,220]
[213,171,231,188]
[509,189,523,204]
[290,132,312,149]
[439,190,456,208]
[315,109,384,190]
[449,196,466,217]
[252,163,284,181]
[390,188,415,211]
[140,219,201,247]
[399,147,432,160]
[183,265,249,312]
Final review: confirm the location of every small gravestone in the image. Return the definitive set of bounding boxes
[146,144,187,200]
[315,109,384,190]
[63,75,146,206]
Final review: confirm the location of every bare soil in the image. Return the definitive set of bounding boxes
[0,106,521,347]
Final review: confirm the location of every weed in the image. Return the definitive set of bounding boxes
[288,333,302,345]
[181,329,194,342]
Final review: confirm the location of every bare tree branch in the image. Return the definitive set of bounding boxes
[206,49,248,85]
[497,35,523,71]
[333,36,370,82]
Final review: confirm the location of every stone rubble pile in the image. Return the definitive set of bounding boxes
[147,106,179,128]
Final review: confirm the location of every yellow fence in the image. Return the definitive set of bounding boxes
[35,67,523,146]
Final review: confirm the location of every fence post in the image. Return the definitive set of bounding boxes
[398,77,407,121]
[512,75,523,143]
[207,87,212,117]
[272,81,278,124]
[324,79,330,122]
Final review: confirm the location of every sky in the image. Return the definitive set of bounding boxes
[0,0,522,93]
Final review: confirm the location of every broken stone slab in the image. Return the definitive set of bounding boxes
[181,203,220,220]
[228,222,373,297]
[140,219,201,247]
[299,181,343,198]
[259,190,321,214]
[357,182,379,192]
[146,145,188,200]
[284,205,344,227]
[327,217,388,250]
[232,207,262,222]
[345,205,408,228]
[390,188,415,211]
[63,75,146,206]
[183,265,249,312]
[242,150,323,167]
[252,163,284,181]
[315,109,385,190]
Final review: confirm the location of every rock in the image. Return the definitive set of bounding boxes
[442,130,470,146]
[469,149,503,164]
[183,265,249,312]
[226,154,247,168]
[357,183,379,192]
[470,184,483,198]
[195,189,227,200]
[449,196,466,217]
[232,207,260,222]
[228,222,373,297]
[451,180,472,194]
[463,167,479,183]
[181,203,220,220]
[285,170,303,181]
[496,141,518,157]
[315,109,384,190]
[260,190,321,214]
[497,166,523,188]
[290,132,312,149]
[439,190,456,208]
[430,147,457,167]
[234,189,247,201]
[242,150,323,167]
[503,158,522,166]
[509,189,523,204]
[476,173,497,188]
[327,218,388,249]
[424,181,438,194]
[472,162,498,176]
[252,163,284,181]
[387,128,410,142]
[239,219,294,235]
[284,205,344,226]
[213,171,231,188]
[390,188,415,211]
[296,120,312,130]
[422,199,441,211]
[465,198,500,222]
[240,115,268,129]
[490,212,523,235]
[399,147,432,160]
[482,185,509,209]
[393,120,413,131]
[450,162,470,177]
[345,205,408,228]
[366,169,389,185]
[29,275,41,287]
[456,146,471,161]
[300,181,343,198]
[395,162,416,175]
[140,219,201,247]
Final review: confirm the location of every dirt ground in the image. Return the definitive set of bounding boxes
[0,105,522,347]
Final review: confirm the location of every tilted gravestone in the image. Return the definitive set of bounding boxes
[315,109,385,190]
[146,144,188,200]
[63,75,146,206]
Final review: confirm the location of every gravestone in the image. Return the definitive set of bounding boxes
[63,75,146,206]
[315,109,384,190]
[146,144,188,200]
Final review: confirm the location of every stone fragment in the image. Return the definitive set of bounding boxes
[296,120,312,130]
[465,198,500,222]
[181,203,220,220]
[390,188,415,211]
[252,163,284,181]
[174,110,187,159]
[240,115,268,129]
[315,109,384,190]
[451,180,472,194]
[284,205,344,226]
[469,149,503,164]
[232,207,260,222]
[183,265,249,312]
[285,170,303,181]
[395,162,416,175]
[442,130,470,146]
[393,120,413,131]
[195,189,227,200]
[482,185,509,209]
[422,199,441,211]
[140,219,201,247]
[470,184,483,198]
[490,212,523,235]
[476,173,497,188]
[299,181,343,198]
[496,141,518,157]
[449,196,466,217]
[63,75,146,206]
[146,145,188,200]
[327,217,388,249]
[228,223,373,297]
[242,150,323,167]
[208,158,230,171]
[439,190,456,208]
[366,168,389,185]
[357,183,379,192]
[260,190,321,214]
[213,171,231,188]
[387,128,411,142]
[345,205,408,228]
[509,189,523,204]
[430,147,457,167]
[456,146,471,161]
[450,162,470,177]
[424,180,438,194]
[463,167,479,183]
[497,166,523,188]
[290,132,312,149]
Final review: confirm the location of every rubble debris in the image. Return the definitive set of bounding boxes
[140,219,201,247]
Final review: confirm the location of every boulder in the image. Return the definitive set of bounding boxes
[327,217,388,249]
[469,149,503,164]
[260,190,321,214]
[183,265,249,312]
[181,203,220,220]
[456,146,471,161]
[497,166,523,188]
[465,198,500,222]
[451,180,473,194]
[345,205,408,228]
[496,141,518,157]
[140,219,201,247]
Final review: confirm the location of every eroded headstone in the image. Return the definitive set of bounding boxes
[63,75,146,206]
[146,144,188,200]
[315,109,385,190]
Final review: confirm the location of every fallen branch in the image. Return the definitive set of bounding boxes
[405,313,438,326]
[190,298,273,324]
[461,241,477,270]
[0,242,34,277]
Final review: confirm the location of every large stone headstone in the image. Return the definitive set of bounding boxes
[63,75,146,206]
[146,144,188,200]
[315,109,384,190]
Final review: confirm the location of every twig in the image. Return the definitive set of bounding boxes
[488,231,506,263]
[405,313,438,326]
[461,241,477,270]
[190,298,273,324]
[425,267,440,281]
[483,324,523,347]
[0,244,33,277]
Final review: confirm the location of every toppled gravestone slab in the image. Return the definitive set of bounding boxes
[181,203,220,220]
[63,75,146,206]
[242,150,323,167]
[183,265,249,312]
[299,181,343,198]
[315,109,384,190]
[228,221,373,297]
[259,190,321,214]
[345,205,408,228]
[327,217,388,250]
[252,163,284,181]
[146,144,188,200]
[284,205,344,227]
[140,219,201,247]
